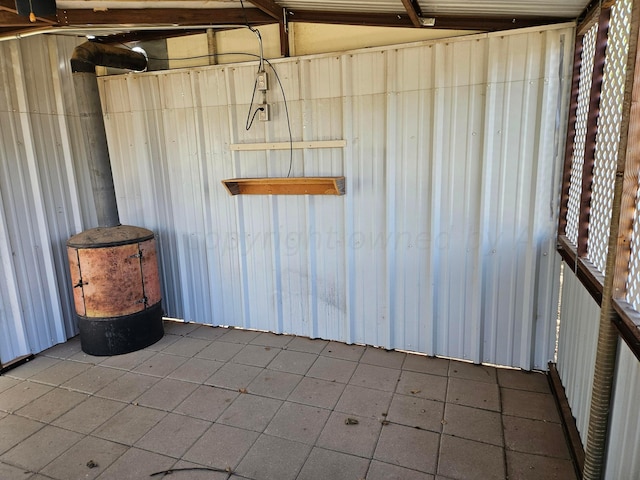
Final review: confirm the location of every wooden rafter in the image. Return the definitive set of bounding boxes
[400,0,424,27]
[247,0,283,21]
[56,7,274,27]
[0,0,57,24]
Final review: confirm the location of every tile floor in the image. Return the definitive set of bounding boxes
[0,320,577,480]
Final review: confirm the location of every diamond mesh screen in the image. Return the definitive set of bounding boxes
[566,24,599,246]
[627,187,640,310]
[588,0,632,274]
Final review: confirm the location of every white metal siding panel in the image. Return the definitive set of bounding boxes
[605,341,640,480]
[0,35,91,364]
[556,268,600,445]
[102,26,573,369]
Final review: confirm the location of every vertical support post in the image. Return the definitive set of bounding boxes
[583,0,640,478]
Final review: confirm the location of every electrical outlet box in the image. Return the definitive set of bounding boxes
[257,71,268,91]
[259,104,270,122]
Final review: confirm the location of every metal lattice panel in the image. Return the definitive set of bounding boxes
[566,24,599,246]
[588,0,632,274]
[627,187,640,310]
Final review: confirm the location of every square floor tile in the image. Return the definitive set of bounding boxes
[0,381,53,413]
[61,366,124,394]
[248,370,303,400]
[447,377,500,411]
[443,403,503,446]
[163,320,200,336]
[231,344,281,367]
[287,377,345,409]
[317,411,382,458]
[175,385,238,421]
[396,371,447,402]
[15,387,87,423]
[132,352,187,378]
[0,461,32,479]
[321,341,365,361]
[204,363,262,390]
[250,332,293,348]
[367,460,435,480]
[168,357,224,384]
[162,337,211,357]
[501,388,560,423]
[0,415,45,455]
[387,394,444,432]
[335,385,393,419]
[267,350,317,375]
[402,355,449,377]
[449,361,497,384]
[40,337,82,359]
[297,447,369,480]
[438,434,505,480]
[136,412,211,458]
[0,376,21,394]
[52,396,126,434]
[93,404,166,445]
[146,333,180,351]
[306,356,357,384]
[29,361,91,387]
[95,447,175,480]
[497,369,550,393]
[265,402,330,444]
[186,325,228,341]
[41,435,126,480]
[286,337,328,354]
[360,347,406,369]
[236,434,311,480]
[506,450,577,480]
[503,416,570,459]
[0,425,83,471]
[218,394,282,431]
[374,423,439,474]
[218,329,262,344]
[183,423,259,469]
[99,349,155,371]
[197,342,247,363]
[94,371,160,403]
[135,378,198,411]
[67,350,104,364]
[5,356,60,380]
[349,363,400,392]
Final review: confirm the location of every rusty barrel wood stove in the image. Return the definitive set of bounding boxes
[67,225,164,355]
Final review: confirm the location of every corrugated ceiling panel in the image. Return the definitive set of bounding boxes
[605,341,640,479]
[103,25,572,369]
[0,35,92,365]
[556,268,600,445]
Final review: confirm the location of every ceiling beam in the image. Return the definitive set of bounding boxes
[56,7,275,27]
[400,0,424,27]
[287,10,573,31]
[0,10,54,26]
[247,0,283,21]
[0,0,57,24]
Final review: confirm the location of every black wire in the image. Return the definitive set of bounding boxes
[108,47,294,177]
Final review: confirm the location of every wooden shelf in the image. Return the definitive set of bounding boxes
[222,177,345,196]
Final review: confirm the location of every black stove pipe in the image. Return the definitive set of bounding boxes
[71,42,147,228]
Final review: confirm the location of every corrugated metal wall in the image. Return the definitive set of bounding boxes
[556,268,601,445]
[0,35,94,365]
[605,341,640,479]
[101,24,573,370]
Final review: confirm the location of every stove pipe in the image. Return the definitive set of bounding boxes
[68,43,164,356]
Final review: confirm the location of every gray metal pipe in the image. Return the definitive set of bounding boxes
[70,42,147,228]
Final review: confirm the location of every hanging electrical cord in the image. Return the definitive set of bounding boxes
[111,44,295,177]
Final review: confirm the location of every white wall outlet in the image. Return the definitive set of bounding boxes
[258,104,270,121]
[257,71,268,91]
